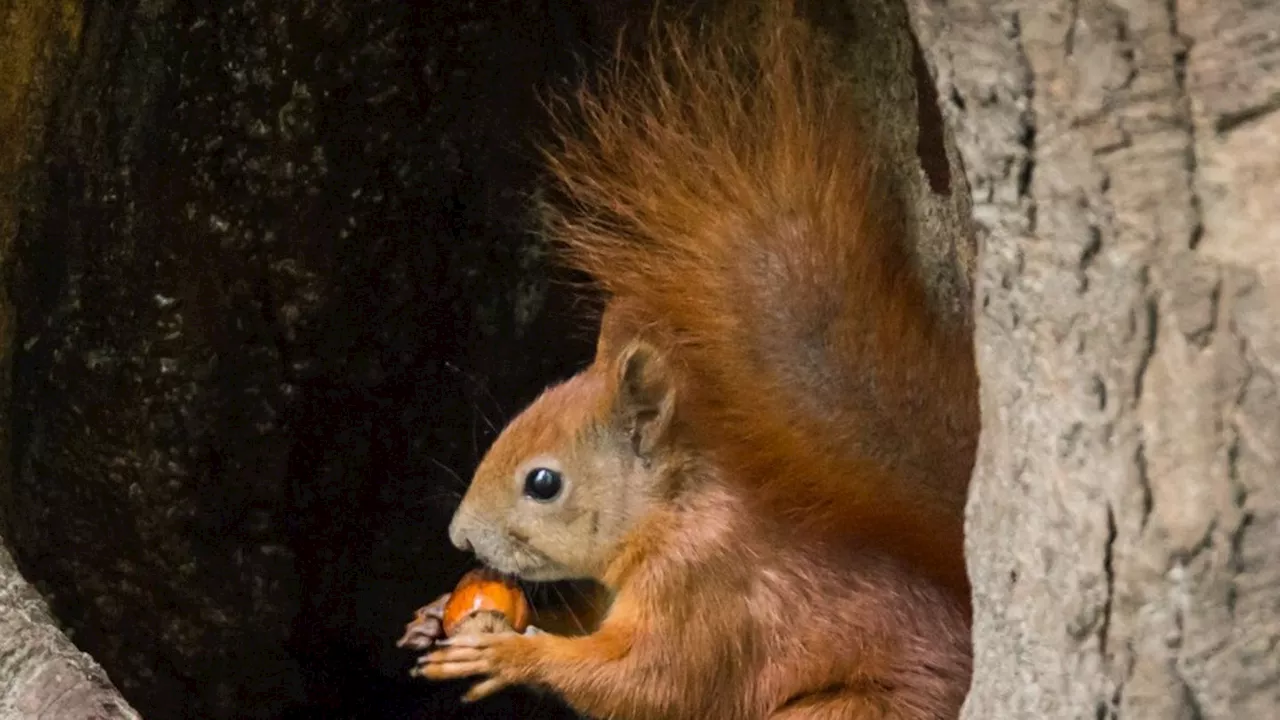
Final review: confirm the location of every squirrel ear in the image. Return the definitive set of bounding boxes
[615,340,676,459]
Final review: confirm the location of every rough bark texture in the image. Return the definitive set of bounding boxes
[0,1,140,716]
[804,0,979,326]
[0,544,142,719]
[0,0,84,540]
[6,1,614,718]
[907,0,1280,717]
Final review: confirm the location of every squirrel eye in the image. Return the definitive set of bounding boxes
[523,467,563,502]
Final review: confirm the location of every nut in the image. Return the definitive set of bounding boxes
[442,568,530,636]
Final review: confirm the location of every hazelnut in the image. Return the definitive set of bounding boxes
[442,568,530,636]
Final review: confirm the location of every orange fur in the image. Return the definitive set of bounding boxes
[541,1,977,595]
[429,2,978,718]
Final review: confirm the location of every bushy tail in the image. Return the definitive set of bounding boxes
[539,1,978,593]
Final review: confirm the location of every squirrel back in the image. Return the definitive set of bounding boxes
[539,3,978,593]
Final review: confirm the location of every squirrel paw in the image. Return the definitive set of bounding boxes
[416,631,536,703]
[396,592,451,651]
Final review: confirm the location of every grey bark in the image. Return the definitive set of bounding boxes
[0,543,141,719]
[906,0,1280,717]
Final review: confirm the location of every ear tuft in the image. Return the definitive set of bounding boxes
[615,340,676,458]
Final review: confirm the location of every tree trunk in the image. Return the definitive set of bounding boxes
[1,1,139,716]
[0,543,141,718]
[906,0,1280,717]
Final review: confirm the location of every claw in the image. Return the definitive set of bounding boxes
[413,628,530,691]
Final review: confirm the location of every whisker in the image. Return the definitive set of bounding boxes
[445,360,510,421]
[566,580,597,609]
[422,488,463,502]
[425,456,469,491]
[421,491,466,512]
[470,399,500,436]
[551,584,589,636]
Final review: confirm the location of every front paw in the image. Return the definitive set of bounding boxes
[415,630,539,703]
[396,592,452,651]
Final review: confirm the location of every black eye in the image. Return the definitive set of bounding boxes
[523,467,563,502]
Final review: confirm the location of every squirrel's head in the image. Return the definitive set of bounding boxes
[447,336,682,582]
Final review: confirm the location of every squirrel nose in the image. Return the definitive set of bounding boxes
[448,513,474,554]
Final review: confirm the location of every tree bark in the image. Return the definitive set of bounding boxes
[1,1,139,717]
[0,543,141,719]
[806,0,980,327]
[906,0,1280,717]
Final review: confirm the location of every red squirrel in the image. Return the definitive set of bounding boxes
[413,3,979,718]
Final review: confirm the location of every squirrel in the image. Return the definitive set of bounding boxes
[414,2,979,718]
